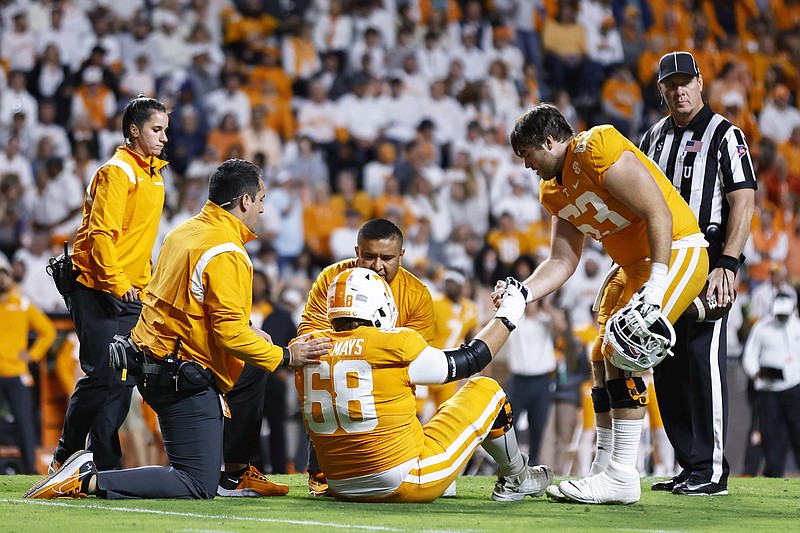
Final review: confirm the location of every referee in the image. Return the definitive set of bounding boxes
[639,51,756,495]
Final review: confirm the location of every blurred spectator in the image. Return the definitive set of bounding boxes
[67,139,101,187]
[21,156,83,237]
[549,307,591,476]
[759,84,800,144]
[303,182,343,266]
[283,134,329,191]
[416,31,451,83]
[443,150,489,238]
[0,136,34,189]
[455,26,489,83]
[349,26,387,78]
[373,174,414,231]
[167,106,208,176]
[30,100,71,161]
[220,0,278,62]
[420,79,468,154]
[0,71,38,132]
[281,20,320,97]
[13,230,65,313]
[363,141,397,199]
[310,51,350,102]
[206,112,245,161]
[152,11,188,79]
[749,262,798,324]
[457,0,493,51]
[183,45,222,99]
[312,0,354,59]
[70,66,116,132]
[38,5,81,70]
[405,173,450,243]
[489,26,525,81]
[120,17,160,78]
[742,293,800,478]
[719,90,761,150]
[486,211,533,277]
[381,77,423,145]
[296,79,339,149]
[242,105,282,168]
[334,73,387,168]
[329,209,362,262]
[599,65,642,139]
[76,14,122,74]
[205,71,251,131]
[486,59,522,130]
[393,52,429,99]
[497,256,557,465]
[251,45,292,102]
[1,11,36,73]
[618,5,647,74]
[0,254,56,474]
[556,248,610,329]
[330,168,373,221]
[746,208,789,287]
[542,1,590,104]
[490,163,539,230]
[0,174,24,259]
[26,44,73,125]
[264,171,305,273]
[119,54,157,100]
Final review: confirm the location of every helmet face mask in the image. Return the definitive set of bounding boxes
[327,267,398,330]
[605,302,676,372]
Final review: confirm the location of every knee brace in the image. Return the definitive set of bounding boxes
[606,377,649,409]
[591,386,611,414]
[487,398,514,440]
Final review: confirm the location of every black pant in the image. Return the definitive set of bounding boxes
[505,373,554,464]
[96,384,223,499]
[223,363,289,473]
[0,376,37,473]
[756,384,800,477]
[223,363,267,464]
[654,315,729,485]
[55,283,141,470]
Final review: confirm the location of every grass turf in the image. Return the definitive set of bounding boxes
[2,474,798,532]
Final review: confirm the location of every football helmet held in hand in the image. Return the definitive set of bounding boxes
[327,267,398,330]
[605,301,676,372]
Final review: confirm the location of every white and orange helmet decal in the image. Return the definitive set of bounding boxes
[327,267,398,329]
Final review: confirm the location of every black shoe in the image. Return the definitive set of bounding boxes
[651,474,687,492]
[672,479,728,496]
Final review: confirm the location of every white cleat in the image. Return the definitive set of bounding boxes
[545,484,572,503]
[492,455,553,502]
[557,461,641,505]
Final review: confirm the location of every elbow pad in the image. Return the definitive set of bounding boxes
[443,339,492,382]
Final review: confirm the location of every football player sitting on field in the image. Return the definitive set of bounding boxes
[294,267,552,503]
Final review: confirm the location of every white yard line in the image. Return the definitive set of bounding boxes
[5,499,479,533]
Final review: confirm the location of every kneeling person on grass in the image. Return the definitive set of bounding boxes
[295,267,552,502]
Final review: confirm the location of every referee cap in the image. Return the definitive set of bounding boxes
[658,51,700,83]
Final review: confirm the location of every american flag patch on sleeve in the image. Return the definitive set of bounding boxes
[736,145,748,157]
[684,140,703,152]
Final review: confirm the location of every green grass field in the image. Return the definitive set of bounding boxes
[2,474,798,532]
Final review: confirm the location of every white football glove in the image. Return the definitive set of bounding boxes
[631,262,668,326]
[495,277,529,328]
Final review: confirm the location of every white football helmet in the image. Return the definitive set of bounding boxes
[604,301,676,372]
[327,267,398,330]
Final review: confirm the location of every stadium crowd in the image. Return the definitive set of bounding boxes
[1,0,799,479]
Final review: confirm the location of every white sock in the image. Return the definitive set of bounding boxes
[611,418,643,470]
[482,427,525,477]
[588,426,612,476]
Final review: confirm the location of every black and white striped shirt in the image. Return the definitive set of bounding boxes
[639,104,757,260]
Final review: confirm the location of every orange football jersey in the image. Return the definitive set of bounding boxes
[540,126,701,267]
[295,326,429,479]
[430,295,479,350]
[298,259,436,343]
